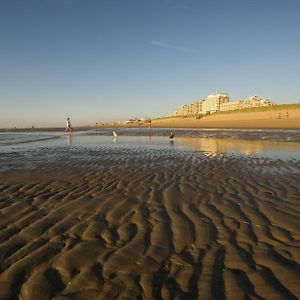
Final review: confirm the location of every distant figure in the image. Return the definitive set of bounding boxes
[278,113,281,119]
[286,112,289,117]
[112,131,117,137]
[148,119,152,137]
[65,117,72,133]
[169,132,174,139]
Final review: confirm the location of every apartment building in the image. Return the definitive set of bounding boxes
[171,93,273,117]
[220,100,240,111]
[171,99,204,116]
[239,96,273,109]
[191,100,204,115]
[171,105,185,116]
[202,93,229,114]
[220,96,274,111]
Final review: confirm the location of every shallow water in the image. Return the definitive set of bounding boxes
[0,130,300,172]
[1,130,300,153]
[84,127,300,143]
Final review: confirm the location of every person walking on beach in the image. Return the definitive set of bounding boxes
[65,117,72,133]
[148,119,152,138]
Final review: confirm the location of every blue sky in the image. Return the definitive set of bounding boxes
[0,0,299,127]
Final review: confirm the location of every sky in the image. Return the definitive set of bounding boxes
[0,0,300,127]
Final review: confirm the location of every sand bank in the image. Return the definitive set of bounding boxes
[0,150,300,299]
[152,108,300,129]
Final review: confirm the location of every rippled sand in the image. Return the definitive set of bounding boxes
[0,149,300,299]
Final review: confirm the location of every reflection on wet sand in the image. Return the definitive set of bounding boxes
[66,134,72,146]
[173,137,300,156]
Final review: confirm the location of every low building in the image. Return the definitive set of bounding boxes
[220,96,274,111]
[239,96,273,109]
[172,99,204,116]
[191,100,205,115]
[220,100,240,111]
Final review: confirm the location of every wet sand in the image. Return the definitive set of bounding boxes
[0,151,300,299]
[152,108,300,129]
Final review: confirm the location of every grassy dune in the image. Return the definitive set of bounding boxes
[155,103,300,120]
[213,103,300,116]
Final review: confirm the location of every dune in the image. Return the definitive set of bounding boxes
[152,108,300,129]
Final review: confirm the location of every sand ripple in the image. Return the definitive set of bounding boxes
[0,150,300,299]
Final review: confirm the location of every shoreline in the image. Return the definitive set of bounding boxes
[1,123,300,132]
[1,108,300,131]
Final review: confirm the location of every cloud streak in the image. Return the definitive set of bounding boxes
[150,40,197,53]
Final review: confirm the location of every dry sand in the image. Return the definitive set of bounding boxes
[0,154,300,299]
[152,108,300,129]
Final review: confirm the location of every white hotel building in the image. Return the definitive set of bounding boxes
[171,93,273,117]
[202,93,229,114]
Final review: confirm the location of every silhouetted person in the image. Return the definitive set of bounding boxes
[65,117,72,133]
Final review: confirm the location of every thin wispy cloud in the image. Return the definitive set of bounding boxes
[151,40,197,53]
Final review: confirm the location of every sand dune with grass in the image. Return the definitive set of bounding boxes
[152,108,300,129]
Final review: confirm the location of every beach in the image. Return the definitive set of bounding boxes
[152,108,300,129]
[0,132,300,299]
[2,0,300,298]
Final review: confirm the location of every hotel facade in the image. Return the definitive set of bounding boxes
[171,93,273,116]
[220,96,273,111]
[202,93,229,114]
